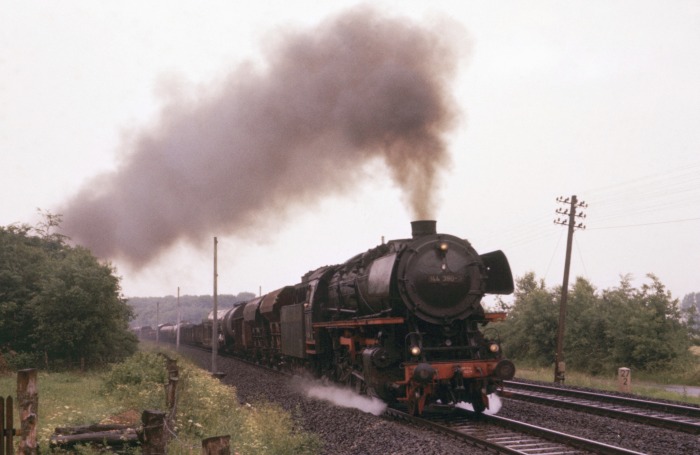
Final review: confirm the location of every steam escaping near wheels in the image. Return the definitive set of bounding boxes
[59,7,467,267]
[292,376,388,416]
[456,394,502,415]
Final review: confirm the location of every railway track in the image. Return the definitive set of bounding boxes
[503,380,700,434]
[385,405,645,454]
[170,343,700,453]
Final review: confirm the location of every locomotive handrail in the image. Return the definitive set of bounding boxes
[355,308,393,319]
[312,317,404,329]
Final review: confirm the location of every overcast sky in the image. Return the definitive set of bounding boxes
[2,1,699,303]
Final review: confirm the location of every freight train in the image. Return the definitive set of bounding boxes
[145,220,515,415]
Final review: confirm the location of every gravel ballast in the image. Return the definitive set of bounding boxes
[178,346,699,454]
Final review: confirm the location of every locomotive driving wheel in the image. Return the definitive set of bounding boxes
[333,348,353,385]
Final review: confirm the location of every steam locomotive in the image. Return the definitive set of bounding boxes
[159,220,515,415]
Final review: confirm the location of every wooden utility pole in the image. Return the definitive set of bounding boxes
[176,287,181,352]
[155,301,160,345]
[212,237,219,375]
[553,195,587,384]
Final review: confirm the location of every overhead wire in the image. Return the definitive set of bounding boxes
[474,158,700,289]
[583,160,700,229]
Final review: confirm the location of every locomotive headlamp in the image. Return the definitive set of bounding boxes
[488,343,500,353]
[438,242,449,252]
[410,345,422,357]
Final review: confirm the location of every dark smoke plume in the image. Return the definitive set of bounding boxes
[60,7,465,267]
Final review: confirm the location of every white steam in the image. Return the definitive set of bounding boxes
[456,393,502,415]
[293,377,387,416]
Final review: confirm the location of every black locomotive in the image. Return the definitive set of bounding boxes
[166,220,515,415]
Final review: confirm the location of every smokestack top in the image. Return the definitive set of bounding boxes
[411,220,437,238]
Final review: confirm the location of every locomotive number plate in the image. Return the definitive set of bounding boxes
[427,274,463,283]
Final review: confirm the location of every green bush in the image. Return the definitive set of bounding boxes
[101,351,321,454]
[4,350,43,371]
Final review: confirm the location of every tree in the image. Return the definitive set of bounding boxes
[564,277,608,374]
[499,272,691,374]
[32,246,137,366]
[499,272,559,364]
[604,275,688,370]
[683,304,700,344]
[0,224,48,353]
[0,218,137,369]
[681,292,700,343]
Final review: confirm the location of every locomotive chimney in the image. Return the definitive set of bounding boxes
[411,220,437,238]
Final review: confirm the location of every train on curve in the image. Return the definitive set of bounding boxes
[148,220,515,415]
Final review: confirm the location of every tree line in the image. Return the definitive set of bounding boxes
[496,272,697,374]
[0,218,137,370]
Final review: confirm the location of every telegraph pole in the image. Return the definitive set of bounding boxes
[553,195,587,384]
[156,301,160,344]
[176,286,181,351]
[212,237,219,375]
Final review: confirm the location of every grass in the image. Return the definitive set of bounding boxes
[514,363,700,405]
[511,345,700,405]
[1,371,126,447]
[0,348,321,454]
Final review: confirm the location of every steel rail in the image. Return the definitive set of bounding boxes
[505,380,700,416]
[504,380,700,434]
[386,406,645,455]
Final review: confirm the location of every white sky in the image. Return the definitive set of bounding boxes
[2,1,700,302]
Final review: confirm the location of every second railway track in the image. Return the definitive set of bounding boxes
[503,380,700,434]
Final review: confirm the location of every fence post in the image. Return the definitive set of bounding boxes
[165,358,179,427]
[17,369,38,455]
[1,396,5,455]
[141,410,167,455]
[1,395,15,455]
[201,435,230,455]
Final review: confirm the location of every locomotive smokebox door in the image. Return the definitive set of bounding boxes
[397,221,485,324]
